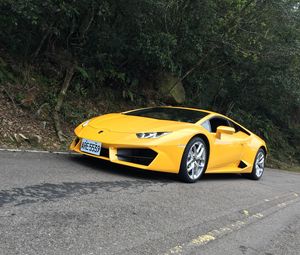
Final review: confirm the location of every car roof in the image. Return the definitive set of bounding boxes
[123,106,253,134]
[162,106,215,114]
[141,106,252,134]
[124,106,214,115]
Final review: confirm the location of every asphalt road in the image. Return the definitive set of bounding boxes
[0,151,299,255]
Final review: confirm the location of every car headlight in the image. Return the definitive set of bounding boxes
[82,120,90,127]
[136,132,170,139]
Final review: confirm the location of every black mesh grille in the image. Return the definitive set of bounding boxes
[100,147,109,158]
[116,148,157,166]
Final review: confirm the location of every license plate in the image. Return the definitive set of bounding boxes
[80,139,101,155]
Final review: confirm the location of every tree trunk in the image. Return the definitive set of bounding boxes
[53,63,76,142]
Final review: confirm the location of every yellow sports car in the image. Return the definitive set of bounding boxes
[70,106,267,183]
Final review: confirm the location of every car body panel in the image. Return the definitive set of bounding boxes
[70,106,267,175]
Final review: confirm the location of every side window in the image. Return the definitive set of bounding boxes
[228,120,251,136]
[201,120,212,132]
[209,117,230,133]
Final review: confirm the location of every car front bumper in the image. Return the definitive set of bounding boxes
[69,126,186,173]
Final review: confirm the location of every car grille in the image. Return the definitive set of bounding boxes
[100,147,109,158]
[116,148,158,166]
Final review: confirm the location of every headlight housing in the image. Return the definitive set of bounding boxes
[82,120,90,127]
[136,132,170,139]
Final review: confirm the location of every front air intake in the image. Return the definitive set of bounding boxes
[100,147,109,158]
[116,148,157,166]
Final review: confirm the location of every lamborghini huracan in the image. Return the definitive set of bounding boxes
[70,106,267,182]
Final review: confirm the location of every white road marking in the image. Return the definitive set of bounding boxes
[0,148,76,155]
[277,202,286,208]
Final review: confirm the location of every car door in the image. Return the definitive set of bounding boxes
[202,116,249,170]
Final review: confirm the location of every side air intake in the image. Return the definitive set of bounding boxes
[238,160,247,169]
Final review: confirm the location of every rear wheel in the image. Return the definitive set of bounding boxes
[243,148,265,180]
[179,137,208,183]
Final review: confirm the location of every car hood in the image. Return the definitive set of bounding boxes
[88,113,194,133]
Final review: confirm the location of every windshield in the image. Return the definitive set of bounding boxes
[125,107,208,123]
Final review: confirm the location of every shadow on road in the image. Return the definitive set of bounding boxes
[0,154,246,208]
[0,179,167,208]
[69,154,178,182]
[69,154,244,183]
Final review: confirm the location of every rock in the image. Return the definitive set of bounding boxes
[53,143,60,149]
[19,133,29,140]
[9,134,15,142]
[14,133,21,143]
[42,121,47,129]
[155,73,186,104]
[36,103,50,120]
[28,134,42,145]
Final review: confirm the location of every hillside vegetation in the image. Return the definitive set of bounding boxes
[0,0,299,168]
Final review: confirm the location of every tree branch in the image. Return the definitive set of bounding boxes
[53,63,76,142]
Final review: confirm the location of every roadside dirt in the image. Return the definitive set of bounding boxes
[0,91,70,150]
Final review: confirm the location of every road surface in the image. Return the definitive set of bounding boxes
[0,151,299,255]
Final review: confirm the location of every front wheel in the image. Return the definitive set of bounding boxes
[243,148,266,180]
[179,137,208,183]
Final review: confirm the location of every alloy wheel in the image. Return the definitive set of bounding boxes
[186,141,206,180]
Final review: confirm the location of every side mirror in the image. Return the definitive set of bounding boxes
[216,126,235,139]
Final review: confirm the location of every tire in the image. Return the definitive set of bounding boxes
[243,148,265,180]
[179,137,208,183]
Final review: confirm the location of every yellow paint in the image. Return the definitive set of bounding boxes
[165,208,269,255]
[253,213,264,218]
[169,245,183,254]
[295,193,299,197]
[219,227,233,233]
[216,126,235,139]
[70,106,267,174]
[192,234,215,245]
[208,229,221,235]
[234,221,246,228]
[242,210,249,216]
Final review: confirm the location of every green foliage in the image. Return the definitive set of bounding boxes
[0,0,299,164]
[0,58,16,83]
